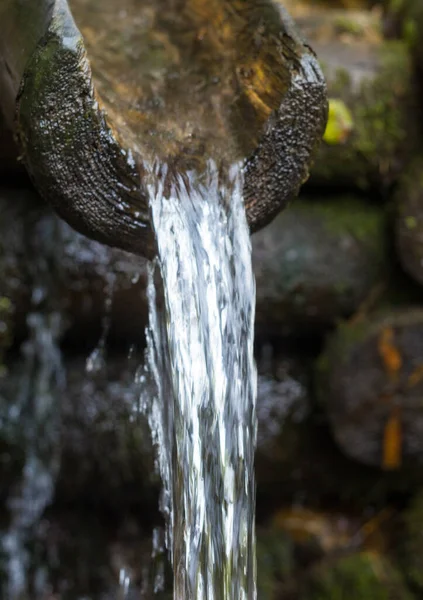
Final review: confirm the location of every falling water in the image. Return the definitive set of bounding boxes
[0,310,64,599]
[0,212,66,599]
[141,160,257,599]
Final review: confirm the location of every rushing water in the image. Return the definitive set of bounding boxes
[141,160,257,599]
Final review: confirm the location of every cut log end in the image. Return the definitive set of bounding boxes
[16,18,155,258]
[5,0,327,257]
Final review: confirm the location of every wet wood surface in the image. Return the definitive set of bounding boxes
[1,0,327,257]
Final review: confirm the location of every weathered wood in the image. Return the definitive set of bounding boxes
[0,0,327,257]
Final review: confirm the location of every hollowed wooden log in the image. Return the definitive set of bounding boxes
[0,0,327,257]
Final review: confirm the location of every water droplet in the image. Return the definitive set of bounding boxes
[86,347,106,374]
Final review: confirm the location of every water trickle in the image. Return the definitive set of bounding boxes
[86,273,116,375]
[141,160,257,599]
[1,310,64,600]
[118,567,131,599]
[0,212,66,599]
[151,527,167,595]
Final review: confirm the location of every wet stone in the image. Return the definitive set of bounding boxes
[317,309,423,470]
[0,355,158,512]
[254,347,399,510]
[255,348,311,478]
[286,4,418,190]
[58,357,159,509]
[0,185,150,349]
[0,509,172,599]
[252,196,388,335]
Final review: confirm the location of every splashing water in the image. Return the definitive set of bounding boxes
[141,160,257,599]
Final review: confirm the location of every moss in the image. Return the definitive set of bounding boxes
[318,309,423,381]
[387,0,423,64]
[351,41,411,172]
[303,197,385,244]
[315,317,371,405]
[301,552,414,600]
[312,39,416,189]
[254,196,388,335]
[334,16,365,36]
[390,0,406,12]
[257,529,294,600]
[404,215,418,230]
[398,490,423,591]
[403,18,419,48]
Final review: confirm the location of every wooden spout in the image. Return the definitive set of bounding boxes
[0,0,327,258]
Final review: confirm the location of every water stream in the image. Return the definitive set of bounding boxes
[1,311,64,600]
[141,160,257,599]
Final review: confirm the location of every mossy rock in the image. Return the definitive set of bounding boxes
[301,552,414,600]
[255,349,413,510]
[317,309,423,471]
[295,5,419,190]
[397,489,423,592]
[253,196,388,335]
